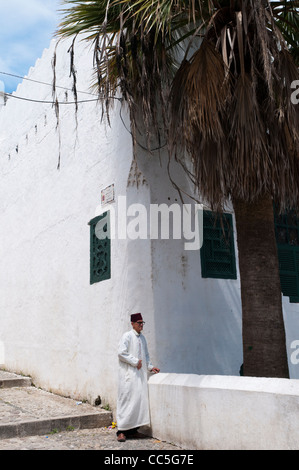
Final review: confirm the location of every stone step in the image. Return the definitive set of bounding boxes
[0,370,32,389]
[0,371,112,439]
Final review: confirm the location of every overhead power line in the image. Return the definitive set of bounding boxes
[4,92,100,105]
[1,71,122,105]
[0,70,97,96]
[4,92,121,105]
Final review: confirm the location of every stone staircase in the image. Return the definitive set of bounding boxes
[0,370,112,439]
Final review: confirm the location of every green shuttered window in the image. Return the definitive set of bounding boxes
[275,210,299,302]
[89,212,111,284]
[200,211,237,280]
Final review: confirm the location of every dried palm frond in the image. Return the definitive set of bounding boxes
[55,0,299,210]
[169,39,232,208]
[56,0,189,152]
[168,0,299,211]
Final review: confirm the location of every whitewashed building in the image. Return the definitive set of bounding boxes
[0,37,299,411]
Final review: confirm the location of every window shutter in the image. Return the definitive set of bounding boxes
[89,212,111,284]
[274,207,299,302]
[277,246,299,298]
[200,211,237,280]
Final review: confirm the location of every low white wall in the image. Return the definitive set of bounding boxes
[148,373,299,450]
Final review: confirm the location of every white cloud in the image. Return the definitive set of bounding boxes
[0,0,61,92]
[1,0,58,33]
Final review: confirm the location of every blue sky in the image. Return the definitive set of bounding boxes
[0,0,61,93]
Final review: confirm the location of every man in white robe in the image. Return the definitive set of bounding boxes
[116,313,160,442]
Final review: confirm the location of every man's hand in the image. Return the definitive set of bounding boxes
[151,367,160,374]
[137,359,142,370]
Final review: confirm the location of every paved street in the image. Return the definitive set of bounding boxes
[0,370,183,451]
[0,427,182,450]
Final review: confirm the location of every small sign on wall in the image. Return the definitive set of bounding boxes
[101,184,115,206]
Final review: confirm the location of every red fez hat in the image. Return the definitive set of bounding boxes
[131,313,143,322]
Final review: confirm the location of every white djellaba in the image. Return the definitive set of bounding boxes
[117,325,154,431]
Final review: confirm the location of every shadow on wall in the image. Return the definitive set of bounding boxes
[122,138,243,377]
[152,266,243,376]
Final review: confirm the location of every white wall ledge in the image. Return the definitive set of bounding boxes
[148,373,299,450]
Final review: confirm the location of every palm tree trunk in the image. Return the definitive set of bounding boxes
[233,194,289,378]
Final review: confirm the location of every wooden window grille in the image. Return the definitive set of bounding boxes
[88,212,111,284]
[200,211,237,280]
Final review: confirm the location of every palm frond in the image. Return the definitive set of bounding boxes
[271,0,299,64]
[169,0,299,210]
[55,0,299,210]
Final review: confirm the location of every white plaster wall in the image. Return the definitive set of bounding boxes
[0,37,136,404]
[283,297,299,378]
[0,80,4,109]
[0,35,244,408]
[133,148,243,377]
[0,34,298,413]
[149,373,299,450]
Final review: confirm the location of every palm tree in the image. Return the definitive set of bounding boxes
[56,0,299,378]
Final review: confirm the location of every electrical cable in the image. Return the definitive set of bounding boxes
[1,70,122,105]
[4,92,100,105]
[0,70,97,96]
